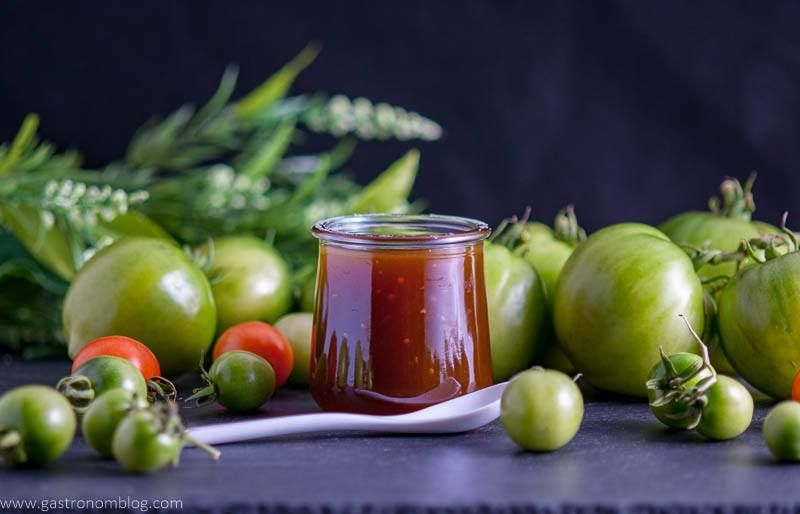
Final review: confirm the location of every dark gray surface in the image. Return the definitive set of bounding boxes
[0,359,796,513]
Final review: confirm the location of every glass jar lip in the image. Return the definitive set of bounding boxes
[312,213,491,248]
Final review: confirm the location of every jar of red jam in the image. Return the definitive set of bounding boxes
[310,214,494,415]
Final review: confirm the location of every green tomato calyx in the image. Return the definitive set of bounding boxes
[646,315,718,429]
[146,377,178,404]
[493,205,586,249]
[0,429,26,466]
[708,172,756,221]
[737,213,798,263]
[56,374,96,413]
[552,205,587,246]
[184,355,219,408]
[686,213,798,276]
[490,208,532,249]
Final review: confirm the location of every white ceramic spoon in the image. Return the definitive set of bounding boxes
[187,382,508,446]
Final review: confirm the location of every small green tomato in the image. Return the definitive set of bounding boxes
[696,375,753,440]
[646,351,716,430]
[187,350,276,412]
[82,389,148,458]
[58,356,148,411]
[0,386,77,466]
[112,402,219,473]
[763,401,800,461]
[500,368,583,452]
[112,409,182,473]
[275,312,313,386]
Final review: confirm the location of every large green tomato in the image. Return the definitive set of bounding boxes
[202,236,292,332]
[659,176,774,276]
[553,223,705,397]
[718,252,800,399]
[64,237,217,377]
[484,242,546,381]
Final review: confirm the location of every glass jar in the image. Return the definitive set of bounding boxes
[310,214,494,415]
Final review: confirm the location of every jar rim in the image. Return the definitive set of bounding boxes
[312,213,491,248]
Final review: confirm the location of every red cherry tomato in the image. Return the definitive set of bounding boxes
[71,336,161,379]
[793,370,800,402]
[213,321,294,387]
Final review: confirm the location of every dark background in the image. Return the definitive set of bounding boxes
[2,1,799,231]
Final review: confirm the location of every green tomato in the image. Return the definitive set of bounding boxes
[112,410,181,473]
[659,212,762,282]
[82,389,148,458]
[73,356,148,400]
[763,401,800,461]
[484,242,547,381]
[516,223,575,305]
[695,375,753,440]
[202,236,292,332]
[646,352,715,430]
[500,368,583,451]
[207,351,276,411]
[554,223,705,397]
[718,252,800,399]
[275,312,313,386]
[64,237,217,377]
[0,386,76,466]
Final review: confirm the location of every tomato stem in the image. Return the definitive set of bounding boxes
[55,375,95,412]
[707,172,757,221]
[779,211,799,253]
[647,316,719,430]
[0,429,26,466]
[490,208,531,248]
[552,205,587,246]
[150,399,221,463]
[184,384,218,408]
[182,434,222,461]
[146,377,178,403]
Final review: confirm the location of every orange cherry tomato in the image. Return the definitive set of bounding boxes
[213,321,294,387]
[793,370,800,402]
[71,336,161,379]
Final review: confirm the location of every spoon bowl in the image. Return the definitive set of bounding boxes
[187,382,509,446]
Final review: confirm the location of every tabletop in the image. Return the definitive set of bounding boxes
[0,359,796,514]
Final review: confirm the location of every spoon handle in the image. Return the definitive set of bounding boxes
[186,412,395,445]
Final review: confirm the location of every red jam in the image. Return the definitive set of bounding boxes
[310,214,493,415]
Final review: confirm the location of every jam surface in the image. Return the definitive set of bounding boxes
[310,242,493,415]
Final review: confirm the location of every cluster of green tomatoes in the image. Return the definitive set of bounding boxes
[0,228,317,471]
[490,175,800,459]
[0,308,312,472]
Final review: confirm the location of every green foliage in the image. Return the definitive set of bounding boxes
[0,45,440,357]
